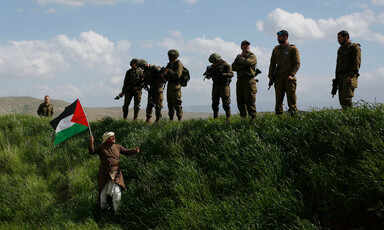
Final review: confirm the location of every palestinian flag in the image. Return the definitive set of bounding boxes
[50,99,89,145]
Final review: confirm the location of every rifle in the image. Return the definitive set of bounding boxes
[331,78,338,98]
[203,66,213,81]
[268,69,277,90]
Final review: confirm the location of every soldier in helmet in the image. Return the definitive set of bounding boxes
[268,30,300,116]
[335,30,361,109]
[232,40,258,120]
[117,58,144,121]
[161,49,184,121]
[137,59,165,123]
[204,53,234,120]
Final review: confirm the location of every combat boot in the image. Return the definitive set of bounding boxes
[155,116,160,122]
[213,110,219,119]
[145,116,151,124]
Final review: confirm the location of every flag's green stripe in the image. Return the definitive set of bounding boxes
[54,123,88,145]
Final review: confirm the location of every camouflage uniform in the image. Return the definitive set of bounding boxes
[121,66,144,120]
[37,103,54,117]
[268,42,300,115]
[206,54,234,119]
[336,42,361,108]
[165,60,183,120]
[142,64,164,121]
[232,51,257,119]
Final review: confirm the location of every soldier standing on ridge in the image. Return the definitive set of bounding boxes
[232,40,258,120]
[334,30,361,109]
[37,95,54,118]
[162,49,183,121]
[89,132,139,213]
[137,59,165,124]
[268,30,301,116]
[204,53,234,120]
[116,58,144,121]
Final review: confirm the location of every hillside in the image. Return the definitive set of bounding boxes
[0,103,384,229]
[0,96,212,121]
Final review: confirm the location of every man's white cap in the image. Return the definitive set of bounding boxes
[102,132,115,144]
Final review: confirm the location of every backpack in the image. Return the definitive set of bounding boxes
[180,66,191,87]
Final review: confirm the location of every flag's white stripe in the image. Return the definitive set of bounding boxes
[55,114,75,133]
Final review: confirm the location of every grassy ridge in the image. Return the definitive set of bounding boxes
[0,103,384,229]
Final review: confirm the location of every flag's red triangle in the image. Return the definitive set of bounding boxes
[71,99,89,127]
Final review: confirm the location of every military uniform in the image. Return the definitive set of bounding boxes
[207,59,234,118]
[268,42,300,115]
[232,52,257,119]
[165,60,183,120]
[336,42,361,108]
[121,67,144,119]
[37,103,54,117]
[143,65,164,121]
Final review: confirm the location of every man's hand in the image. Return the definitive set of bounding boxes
[135,147,140,154]
[90,136,94,144]
[288,76,294,80]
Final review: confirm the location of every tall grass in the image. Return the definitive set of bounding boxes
[0,103,383,229]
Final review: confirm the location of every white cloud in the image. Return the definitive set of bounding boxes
[257,8,384,44]
[182,0,198,4]
[0,31,132,80]
[0,40,69,79]
[372,0,384,5]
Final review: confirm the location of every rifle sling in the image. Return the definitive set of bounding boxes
[273,44,291,76]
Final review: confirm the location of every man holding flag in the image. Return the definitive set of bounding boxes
[89,132,139,213]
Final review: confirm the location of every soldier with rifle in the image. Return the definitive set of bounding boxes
[268,30,300,116]
[161,49,184,121]
[137,59,165,123]
[204,53,234,120]
[333,30,361,109]
[115,58,144,121]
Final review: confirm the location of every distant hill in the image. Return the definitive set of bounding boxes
[0,96,212,121]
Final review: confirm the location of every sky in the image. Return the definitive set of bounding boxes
[1,0,384,112]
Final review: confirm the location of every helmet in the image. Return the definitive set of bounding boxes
[208,53,222,63]
[130,58,139,66]
[167,49,179,59]
[137,59,148,68]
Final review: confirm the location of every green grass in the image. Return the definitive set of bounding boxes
[1,102,384,229]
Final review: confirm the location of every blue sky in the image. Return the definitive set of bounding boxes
[1,0,384,112]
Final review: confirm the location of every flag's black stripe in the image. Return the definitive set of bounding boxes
[50,99,78,130]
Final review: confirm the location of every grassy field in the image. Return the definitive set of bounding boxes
[0,102,383,229]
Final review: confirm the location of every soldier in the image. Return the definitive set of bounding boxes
[232,40,258,120]
[89,132,139,212]
[117,58,144,121]
[268,30,301,116]
[162,49,183,121]
[137,59,165,124]
[204,53,234,120]
[37,95,54,118]
[335,30,361,109]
